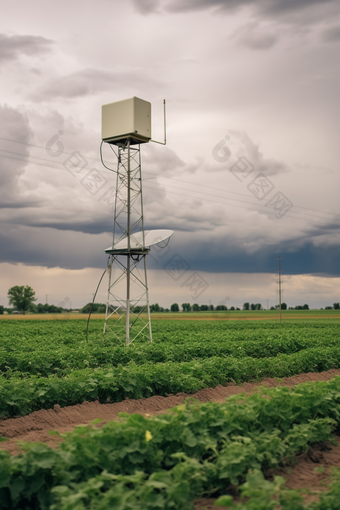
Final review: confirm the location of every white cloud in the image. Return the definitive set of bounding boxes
[0,0,339,298]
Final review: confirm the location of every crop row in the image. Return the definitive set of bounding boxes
[2,334,336,377]
[1,377,340,509]
[1,344,340,418]
[215,467,340,509]
[1,319,338,350]
[1,322,340,377]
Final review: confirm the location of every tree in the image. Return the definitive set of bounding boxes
[7,285,36,314]
[250,303,256,310]
[281,303,287,310]
[81,302,106,314]
[182,303,191,312]
[230,306,235,311]
[216,305,227,310]
[209,304,214,311]
[243,302,250,310]
[200,305,208,311]
[170,303,179,312]
[0,305,3,315]
[192,303,199,311]
[295,304,309,310]
[334,303,340,310]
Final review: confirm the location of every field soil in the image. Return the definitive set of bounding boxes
[2,369,340,508]
[1,369,340,455]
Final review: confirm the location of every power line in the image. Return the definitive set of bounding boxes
[0,149,335,225]
[150,179,335,224]
[1,135,337,220]
[143,182,334,224]
[160,176,338,221]
[0,136,339,225]
[0,136,101,162]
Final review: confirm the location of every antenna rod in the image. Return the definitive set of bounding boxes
[150,99,166,145]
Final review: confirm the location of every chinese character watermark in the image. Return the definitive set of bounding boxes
[212,135,293,219]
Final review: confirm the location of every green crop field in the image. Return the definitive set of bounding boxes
[1,317,340,419]
[1,308,340,320]
[1,316,340,509]
[2,377,340,509]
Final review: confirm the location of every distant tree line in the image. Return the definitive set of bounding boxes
[4,286,73,315]
[80,303,106,314]
[147,303,242,313]
[323,303,339,310]
[3,285,339,315]
[243,302,263,310]
[288,304,309,310]
[147,302,340,313]
[30,303,66,314]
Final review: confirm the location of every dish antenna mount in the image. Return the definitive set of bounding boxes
[99,96,172,345]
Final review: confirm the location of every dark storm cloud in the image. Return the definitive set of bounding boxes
[0,106,30,197]
[133,0,339,26]
[0,33,53,63]
[232,22,278,49]
[0,105,43,208]
[0,225,109,269]
[131,0,160,14]
[146,232,340,276]
[165,0,336,19]
[299,219,340,242]
[15,218,114,235]
[2,221,340,276]
[322,25,340,41]
[30,68,161,101]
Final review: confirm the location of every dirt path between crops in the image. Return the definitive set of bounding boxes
[2,370,340,508]
[2,369,340,456]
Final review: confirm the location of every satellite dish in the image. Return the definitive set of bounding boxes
[105,229,173,253]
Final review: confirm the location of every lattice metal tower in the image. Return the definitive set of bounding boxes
[100,97,171,345]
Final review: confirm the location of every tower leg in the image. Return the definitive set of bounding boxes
[104,260,112,335]
[144,255,153,343]
[102,140,152,345]
[126,256,130,346]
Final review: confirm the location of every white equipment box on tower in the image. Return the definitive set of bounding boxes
[102,96,151,145]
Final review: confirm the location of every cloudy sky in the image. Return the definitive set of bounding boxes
[1,0,340,309]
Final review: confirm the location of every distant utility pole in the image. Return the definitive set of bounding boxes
[277,257,282,323]
[45,294,48,304]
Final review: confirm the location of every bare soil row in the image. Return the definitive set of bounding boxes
[2,368,340,455]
